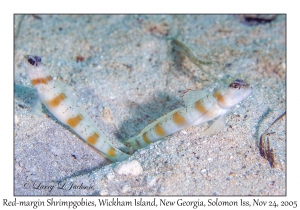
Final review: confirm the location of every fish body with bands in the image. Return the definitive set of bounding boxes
[23,55,130,162]
[125,78,252,152]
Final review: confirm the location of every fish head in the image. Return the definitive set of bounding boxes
[23,55,42,67]
[217,79,252,108]
[23,55,47,81]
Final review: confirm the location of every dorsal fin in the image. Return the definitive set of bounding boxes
[182,89,209,106]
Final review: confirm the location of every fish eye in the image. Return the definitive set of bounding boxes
[28,57,36,66]
[35,56,42,63]
[230,83,240,89]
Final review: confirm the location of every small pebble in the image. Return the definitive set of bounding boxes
[15,115,20,125]
[120,184,131,193]
[201,169,207,173]
[114,160,143,176]
[146,177,156,188]
[180,130,187,135]
[106,172,115,180]
[99,190,108,196]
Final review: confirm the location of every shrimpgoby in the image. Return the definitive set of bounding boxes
[125,79,252,152]
[23,55,130,162]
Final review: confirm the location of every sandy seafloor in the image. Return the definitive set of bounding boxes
[14,15,286,195]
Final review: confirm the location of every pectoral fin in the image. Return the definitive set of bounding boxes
[202,115,226,136]
[30,99,44,117]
